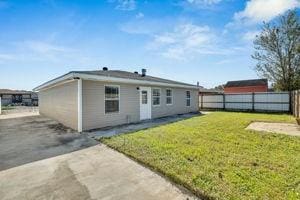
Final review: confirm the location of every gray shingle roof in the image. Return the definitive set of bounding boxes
[71,70,196,87]
[225,79,268,88]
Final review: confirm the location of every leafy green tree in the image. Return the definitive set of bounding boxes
[253,10,300,91]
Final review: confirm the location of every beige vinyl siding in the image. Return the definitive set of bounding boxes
[82,80,140,131]
[39,81,78,130]
[151,87,198,119]
[82,80,198,130]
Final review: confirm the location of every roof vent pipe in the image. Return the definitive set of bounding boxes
[103,67,108,71]
[142,69,146,77]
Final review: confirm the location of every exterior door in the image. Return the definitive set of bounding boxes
[140,87,151,120]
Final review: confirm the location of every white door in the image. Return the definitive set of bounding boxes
[140,87,151,120]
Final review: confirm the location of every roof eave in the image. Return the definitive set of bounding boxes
[33,72,76,92]
[77,73,198,89]
[33,72,198,91]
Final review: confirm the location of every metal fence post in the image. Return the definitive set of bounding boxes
[289,91,292,114]
[201,94,203,109]
[291,91,294,116]
[223,94,226,110]
[252,93,255,112]
[296,90,300,117]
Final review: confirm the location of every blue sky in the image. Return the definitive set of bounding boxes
[0,0,299,90]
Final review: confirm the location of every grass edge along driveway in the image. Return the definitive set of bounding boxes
[102,112,300,200]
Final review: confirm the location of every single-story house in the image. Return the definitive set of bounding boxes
[34,68,199,132]
[0,89,38,106]
[224,79,268,93]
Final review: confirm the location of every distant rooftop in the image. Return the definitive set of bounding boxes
[199,87,224,94]
[225,79,268,88]
[0,89,35,94]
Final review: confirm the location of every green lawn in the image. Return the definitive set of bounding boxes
[102,112,300,200]
[1,106,15,110]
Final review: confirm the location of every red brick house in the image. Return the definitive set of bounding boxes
[224,79,268,93]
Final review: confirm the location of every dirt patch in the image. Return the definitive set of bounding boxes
[246,122,300,137]
[48,123,73,134]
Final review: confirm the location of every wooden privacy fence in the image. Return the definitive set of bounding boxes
[199,92,290,113]
[291,90,300,118]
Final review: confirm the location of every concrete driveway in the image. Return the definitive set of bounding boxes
[0,145,197,200]
[0,115,97,171]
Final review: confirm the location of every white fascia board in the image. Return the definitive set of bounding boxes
[75,73,199,89]
[33,73,75,92]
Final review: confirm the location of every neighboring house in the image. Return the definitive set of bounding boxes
[199,87,224,95]
[0,89,38,106]
[34,68,199,132]
[224,79,268,93]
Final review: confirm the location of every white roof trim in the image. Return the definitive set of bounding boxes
[33,72,198,91]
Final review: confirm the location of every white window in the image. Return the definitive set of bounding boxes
[166,89,173,105]
[105,86,119,113]
[186,91,191,107]
[152,88,161,106]
[142,91,148,104]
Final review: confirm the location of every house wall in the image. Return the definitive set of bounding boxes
[224,85,267,93]
[82,80,199,131]
[0,93,38,106]
[39,80,78,130]
[82,80,140,130]
[0,95,12,106]
[151,87,198,119]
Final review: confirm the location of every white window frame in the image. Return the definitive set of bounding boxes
[152,88,161,106]
[166,88,173,106]
[186,90,191,107]
[104,85,120,114]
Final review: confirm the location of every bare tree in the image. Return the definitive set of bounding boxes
[253,10,300,91]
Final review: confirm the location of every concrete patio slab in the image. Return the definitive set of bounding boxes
[246,122,300,136]
[0,115,98,171]
[0,144,198,200]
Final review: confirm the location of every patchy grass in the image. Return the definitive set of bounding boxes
[102,112,300,199]
[1,106,15,111]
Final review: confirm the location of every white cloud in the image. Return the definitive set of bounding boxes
[135,12,144,19]
[2,40,83,63]
[110,0,136,11]
[21,40,73,55]
[119,18,171,35]
[186,0,222,6]
[0,53,15,63]
[147,23,227,60]
[242,30,260,41]
[0,53,13,60]
[234,0,300,23]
